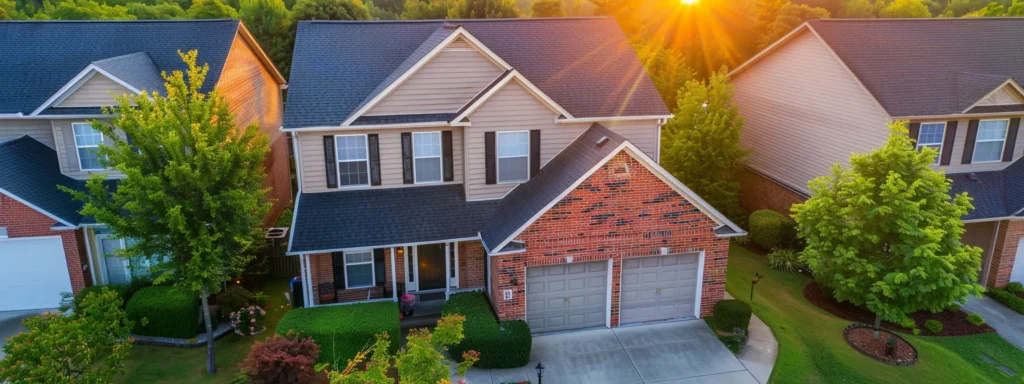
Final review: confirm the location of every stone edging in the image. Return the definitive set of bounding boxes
[131,322,234,348]
[843,323,918,366]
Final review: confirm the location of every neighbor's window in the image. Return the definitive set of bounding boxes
[335,135,369,187]
[973,119,1009,163]
[73,123,105,170]
[916,122,945,164]
[413,131,442,183]
[344,251,374,289]
[497,131,529,183]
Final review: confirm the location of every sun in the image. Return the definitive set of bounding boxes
[680,0,699,4]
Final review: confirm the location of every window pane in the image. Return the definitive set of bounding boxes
[413,132,441,157]
[918,124,944,146]
[345,252,371,264]
[346,264,373,287]
[498,132,529,157]
[415,158,441,183]
[499,156,528,182]
[336,135,367,161]
[338,160,369,186]
[78,148,103,170]
[73,124,103,146]
[974,141,1004,162]
[978,120,1008,141]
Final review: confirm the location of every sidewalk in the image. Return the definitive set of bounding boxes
[963,295,1024,350]
[727,292,779,384]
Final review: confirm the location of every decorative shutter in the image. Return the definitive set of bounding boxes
[323,136,338,189]
[401,132,414,184]
[962,120,979,164]
[1003,118,1020,162]
[332,252,346,290]
[907,122,920,146]
[442,130,454,182]
[940,121,958,166]
[368,134,381,186]
[530,130,541,178]
[373,249,386,285]
[485,132,496,185]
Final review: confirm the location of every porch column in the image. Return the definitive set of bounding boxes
[297,254,307,307]
[390,247,398,302]
[301,254,314,307]
[83,227,98,285]
[445,242,451,300]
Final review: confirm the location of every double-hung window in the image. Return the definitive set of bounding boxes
[497,131,529,183]
[916,122,945,164]
[413,131,442,183]
[335,135,370,187]
[73,123,105,170]
[343,251,374,289]
[973,119,1009,163]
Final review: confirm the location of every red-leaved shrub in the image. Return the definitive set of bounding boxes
[240,331,320,384]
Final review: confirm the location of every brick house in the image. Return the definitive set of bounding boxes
[0,20,289,311]
[730,18,1024,288]
[284,18,744,333]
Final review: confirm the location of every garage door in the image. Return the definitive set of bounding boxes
[526,261,608,333]
[620,254,700,325]
[0,237,73,311]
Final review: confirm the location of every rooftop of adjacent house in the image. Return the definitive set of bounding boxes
[0,19,244,115]
[949,159,1024,221]
[284,18,670,128]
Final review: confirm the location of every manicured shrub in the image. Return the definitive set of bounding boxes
[443,292,531,369]
[966,313,986,326]
[125,286,199,338]
[240,331,320,384]
[767,249,803,274]
[1007,282,1024,294]
[924,319,943,334]
[989,288,1024,314]
[748,210,797,250]
[946,303,961,313]
[275,301,399,366]
[217,285,254,319]
[711,300,752,332]
[123,277,153,302]
[73,285,128,312]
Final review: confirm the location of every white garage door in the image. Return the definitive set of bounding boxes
[1011,238,1024,284]
[0,237,73,311]
[620,254,701,325]
[526,261,608,333]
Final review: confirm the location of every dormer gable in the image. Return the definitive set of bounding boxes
[32,52,164,114]
[975,81,1024,107]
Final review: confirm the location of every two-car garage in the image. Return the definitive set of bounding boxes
[0,236,73,311]
[525,253,703,333]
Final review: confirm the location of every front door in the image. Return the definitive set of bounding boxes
[97,235,129,285]
[416,244,446,291]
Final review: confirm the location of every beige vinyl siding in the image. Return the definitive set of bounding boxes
[0,120,55,148]
[56,73,134,108]
[366,40,505,116]
[52,119,124,179]
[732,30,892,194]
[298,127,464,193]
[929,117,1024,174]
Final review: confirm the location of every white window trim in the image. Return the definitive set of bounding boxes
[335,134,371,188]
[412,131,443,184]
[73,122,106,171]
[342,250,375,289]
[916,122,946,165]
[973,118,1010,164]
[496,130,530,184]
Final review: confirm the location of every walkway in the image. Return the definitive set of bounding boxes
[728,292,779,384]
[964,295,1024,350]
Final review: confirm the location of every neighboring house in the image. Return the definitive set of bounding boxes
[0,20,289,312]
[731,18,1024,288]
[284,18,745,333]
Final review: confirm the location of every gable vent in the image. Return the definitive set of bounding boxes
[596,136,609,147]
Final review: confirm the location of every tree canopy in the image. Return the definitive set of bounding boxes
[447,0,519,18]
[879,0,932,17]
[290,0,369,20]
[186,0,237,18]
[530,0,564,17]
[757,1,830,50]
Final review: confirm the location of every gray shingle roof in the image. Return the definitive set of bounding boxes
[352,113,454,126]
[284,18,669,128]
[0,136,97,226]
[92,52,166,95]
[0,20,241,115]
[806,18,1024,117]
[949,159,1024,220]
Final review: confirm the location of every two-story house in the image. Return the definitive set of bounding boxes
[730,18,1024,289]
[0,20,289,312]
[284,18,745,333]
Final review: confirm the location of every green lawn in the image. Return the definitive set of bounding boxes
[726,245,1024,384]
[115,278,293,383]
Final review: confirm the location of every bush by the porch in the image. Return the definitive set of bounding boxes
[443,292,531,369]
[125,286,199,338]
[275,301,400,366]
[989,288,1024,314]
[710,299,752,332]
[73,285,128,312]
[748,210,796,250]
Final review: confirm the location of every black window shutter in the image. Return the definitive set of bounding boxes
[484,132,496,185]
[1004,118,1020,162]
[442,131,454,182]
[962,120,979,164]
[373,249,386,285]
[401,132,414,184]
[940,121,958,166]
[332,252,346,290]
[530,129,541,178]
[323,136,338,189]
[368,134,381,186]
[907,122,920,146]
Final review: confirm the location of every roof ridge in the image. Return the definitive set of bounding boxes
[303,17,611,25]
[0,135,37,149]
[0,19,239,24]
[818,17,1024,22]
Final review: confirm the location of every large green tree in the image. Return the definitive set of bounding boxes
[126,2,185,18]
[38,0,134,19]
[67,51,270,374]
[963,1,1005,16]
[400,0,454,19]
[630,34,695,113]
[879,0,932,17]
[794,122,983,337]
[447,0,520,18]
[290,0,369,19]
[240,0,290,74]
[530,0,564,16]
[660,69,748,221]
[839,0,881,17]
[186,0,237,18]
[757,1,829,50]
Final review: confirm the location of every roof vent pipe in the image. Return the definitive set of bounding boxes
[596,136,609,147]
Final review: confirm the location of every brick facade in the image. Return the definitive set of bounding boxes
[458,241,486,289]
[738,167,807,216]
[987,220,1024,288]
[0,193,86,294]
[488,151,730,326]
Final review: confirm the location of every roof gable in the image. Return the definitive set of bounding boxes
[968,78,1024,112]
[52,70,137,109]
[454,69,573,124]
[0,136,86,226]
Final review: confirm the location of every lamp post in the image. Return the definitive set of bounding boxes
[750,272,761,302]
[535,362,545,384]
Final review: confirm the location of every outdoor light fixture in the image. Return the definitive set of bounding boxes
[396,248,405,257]
[535,362,545,384]
[510,277,519,286]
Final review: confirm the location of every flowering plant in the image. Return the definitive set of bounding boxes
[229,305,266,336]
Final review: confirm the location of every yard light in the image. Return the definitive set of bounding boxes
[750,272,762,302]
[535,362,545,384]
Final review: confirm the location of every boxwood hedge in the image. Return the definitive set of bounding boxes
[989,288,1024,314]
[275,301,400,365]
[711,300,752,332]
[443,292,531,369]
[748,210,797,250]
[125,286,199,338]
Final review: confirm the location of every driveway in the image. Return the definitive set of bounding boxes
[0,309,47,359]
[459,320,759,384]
[964,295,1024,350]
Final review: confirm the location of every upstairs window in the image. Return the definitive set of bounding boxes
[916,122,945,164]
[413,131,442,183]
[344,251,374,289]
[974,119,1009,163]
[73,123,105,170]
[335,135,369,187]
[497,131,529,183]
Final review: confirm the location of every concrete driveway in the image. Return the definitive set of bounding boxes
[964,295,1024,350]
[0,309,48,359]
[460,320,758,384]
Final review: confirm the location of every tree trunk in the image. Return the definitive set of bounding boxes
[201,291,216,374]
[873,313,882,339]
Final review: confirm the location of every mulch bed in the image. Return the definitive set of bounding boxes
[844,324,917,365]
[804,282,994,336]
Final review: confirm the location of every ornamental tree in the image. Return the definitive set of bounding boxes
[794,122,984,337]
[65,50,270,373]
